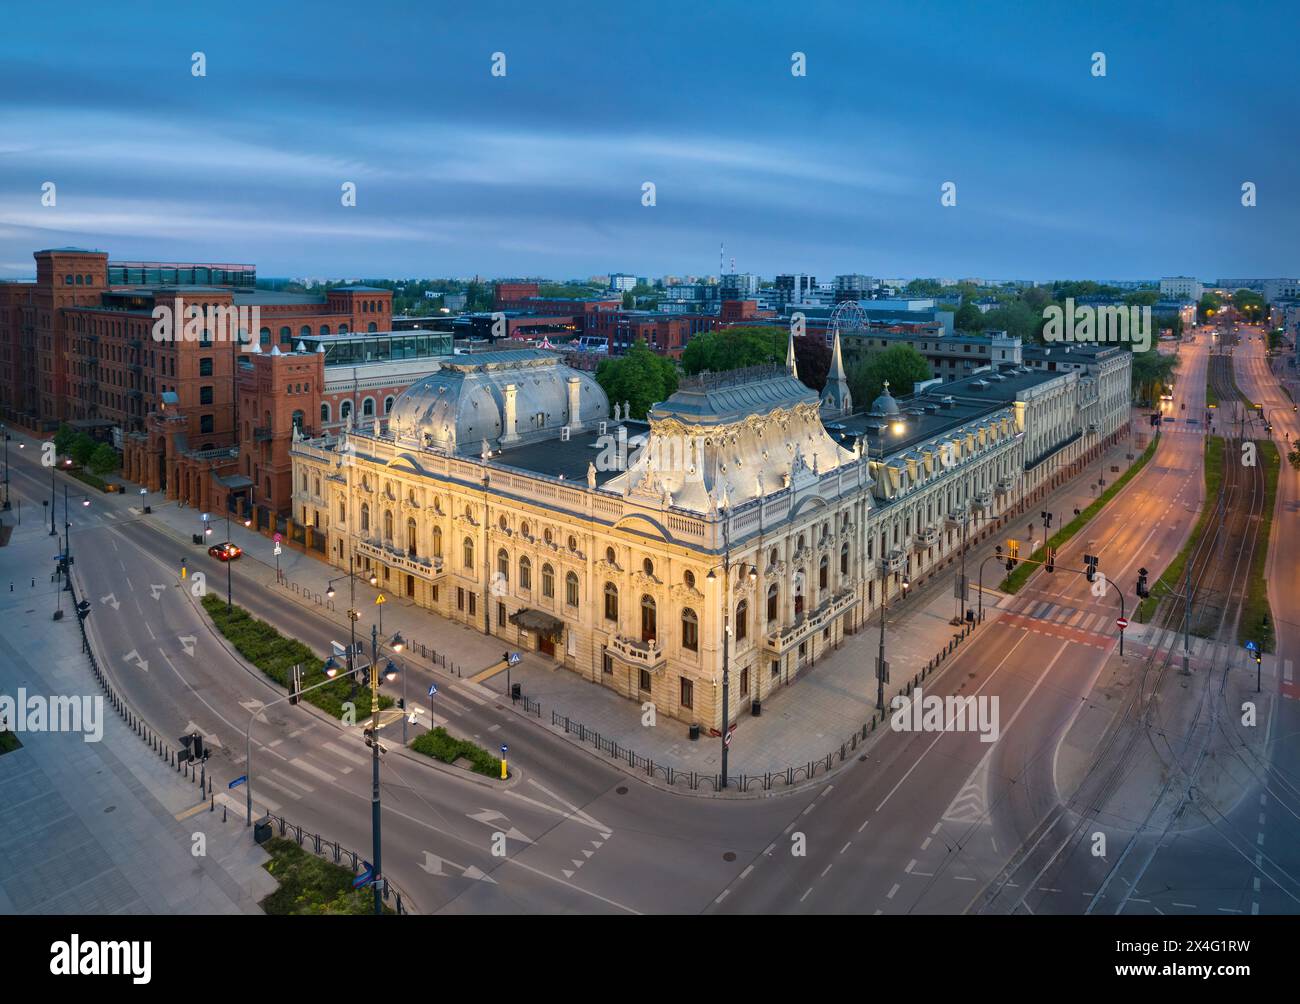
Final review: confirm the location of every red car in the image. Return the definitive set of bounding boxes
[208,541,242,561]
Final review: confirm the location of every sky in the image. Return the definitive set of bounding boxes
[0,0,1295,283]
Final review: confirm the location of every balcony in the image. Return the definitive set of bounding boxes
[879,548,906,574]
[356,537,442,580]
[254,426,273,442]
[609,634,666,671]
[764,588,858,655]
[972,492,994,513]
[996,477,1017,495]
[914,526,939,549]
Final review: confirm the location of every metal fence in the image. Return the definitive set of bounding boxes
[547,621,978,794]
[67,574,415,913]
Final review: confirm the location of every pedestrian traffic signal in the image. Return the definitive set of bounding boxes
[1083,553,1099,582]
[1136,566,1149,598]
[1045,547,1056,573]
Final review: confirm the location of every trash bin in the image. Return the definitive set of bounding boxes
[253,817,273,845]
[689,723,701,741]
[511,683,521,701]
[751,699,762,717]
[143,505,151,515]
[192,533,203,545]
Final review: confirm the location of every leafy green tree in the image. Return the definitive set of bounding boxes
[903,279,944,297]
[1233,289,1266,322]
[1130,349,1178,405]
[679,326,784,375]
[594,340,679,419]
[1123,290,1160,307]
[1288,444,1300,472]
[954,301,985,333]
[793,335,831,392]
[847,345,931,406]
[70,432,97,467]
[88,443,120,476]
[53,424,76,457]
[1198,292,1222,322]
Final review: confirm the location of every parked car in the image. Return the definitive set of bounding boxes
[208,541,242,561]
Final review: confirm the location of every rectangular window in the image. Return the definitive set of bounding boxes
[497,602,506,627]
[456,587,465,612]
[639,669,651,693]
[200,414,214,434]
[199,357,213,377]
[468,593,477,616]
[602,650,613,674]
[740,667,750,697]
[680,677,693,710]
[200,385,213,405]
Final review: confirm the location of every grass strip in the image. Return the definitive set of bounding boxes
[1237,440,1279,652]
[0,730,22,754]
[1000,432,1160,594]
[411,726,503,779]
[201,593,390,720]
[1135,437,1224,623]
[259,837,394,915]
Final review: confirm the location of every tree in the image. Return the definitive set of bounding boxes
[594,340,679,419]
[954,301,985,333]
[1288,444,1300,472]
[679,326,784,375]
[88,443,120,476]
[53,424,76,457]
[1123,290,1160,307]
[1130,349,1178,405]
[1198,292,1222,322]
[70,432,97,467]
[847,345,931,407]
[792,336,832,392]
[903,279,944,297]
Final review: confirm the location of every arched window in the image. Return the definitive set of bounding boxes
[683,569,695,590]
[565,571,579,607]
[519,556,532,590]
[432,526,443,557]
[603,582,618,621]
[340,400,352,421]
[643,558,654,577]
[681,608,698,651]
[362,397,375,418]
[280,326,292,344]
[384,395,395,415]
[320,325,330,336]
[497,548,509,581]
[338,323,349,334]
[520,520,530,538]
[291,410,304,432]
[541,563,555,599]
[407,517,417,556]
[769,547,779,567]
[383,509,393,542]
[260,327,271,346]
[360,502,370,533]
[605,546,616,565]
[735,600,748,641]
[321,402,331,424]
[300,325,311,338]
[567,534,578,552]
[840,542,849,576]
[462,536,474,570]
[767,583,779,623]
[641,595,657,642]
[819,555,829,591]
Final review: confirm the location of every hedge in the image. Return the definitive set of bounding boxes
[259,837,394,915]
[201,593,391,720]
[411,727,502,778]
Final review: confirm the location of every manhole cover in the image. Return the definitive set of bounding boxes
[103,805,116,814]
[723,851,737,862]
[616,786,628,795]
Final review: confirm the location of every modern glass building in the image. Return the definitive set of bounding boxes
[298,330,453,365]
[108,260,258,288]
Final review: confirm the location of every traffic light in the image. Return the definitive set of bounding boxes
[1041,511,1053,530]
[1083,553,1099,582]
[191,733,204,761]
[75,599,91,620]
[1005,539,1019,571]
[1045,547,1056,573]
[1136,566,1149,598]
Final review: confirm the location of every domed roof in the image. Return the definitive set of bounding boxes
[386,349,608,454]
[869,380,901,417]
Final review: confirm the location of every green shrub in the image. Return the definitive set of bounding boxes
[411,727,502,778]
[88,442,120,476]
[259,837,394,915]
[201,593,391,719]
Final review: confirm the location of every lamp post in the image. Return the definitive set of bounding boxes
[709,502,733,787]
[876,563,909,712]
[2,423,10,511]
[326,555,363,698]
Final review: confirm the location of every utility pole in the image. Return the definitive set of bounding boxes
[368,623,383,916]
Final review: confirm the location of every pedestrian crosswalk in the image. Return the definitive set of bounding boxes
[997,596,1120,648]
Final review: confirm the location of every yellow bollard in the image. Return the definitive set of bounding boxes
[500,758,507,780]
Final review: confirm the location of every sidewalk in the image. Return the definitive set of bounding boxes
[9,419,1145,784]
[0,503,276,914]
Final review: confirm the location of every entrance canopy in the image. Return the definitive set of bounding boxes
[509,608,565,640]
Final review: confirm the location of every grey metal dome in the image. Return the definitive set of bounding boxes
[869,380,901,417]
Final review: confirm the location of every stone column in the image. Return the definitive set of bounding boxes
[566,376,584,432]
[501,383,520,444]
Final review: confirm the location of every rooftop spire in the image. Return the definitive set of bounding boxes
[786,326,798,378]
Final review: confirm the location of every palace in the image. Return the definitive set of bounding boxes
[290,332,1131,730]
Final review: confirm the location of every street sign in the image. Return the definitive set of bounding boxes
[274,532,282,543]
[375,594,386,605]
[507,651,521,666]
[428,683,438,698]
[724,727,735,748]
[500,744,508,755]
[352,863,375,889]
[229,775,247,789]
[1116,617,1129,630]
[1245,640,1258,652]
[273,543,281,556]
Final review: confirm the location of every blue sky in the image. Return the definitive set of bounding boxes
[1,0,1295,281]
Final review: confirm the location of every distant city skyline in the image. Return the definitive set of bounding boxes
[1,1,1296,280]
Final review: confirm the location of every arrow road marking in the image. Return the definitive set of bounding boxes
[178,634,196,657]
[150,583,166,600]
[122,649,148,673]
[183,721,222,749]
[419,851,497,883]
[467,809,533,844]
[100,593,120,610]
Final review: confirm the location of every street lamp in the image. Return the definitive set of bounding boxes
[876,565,909,712]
